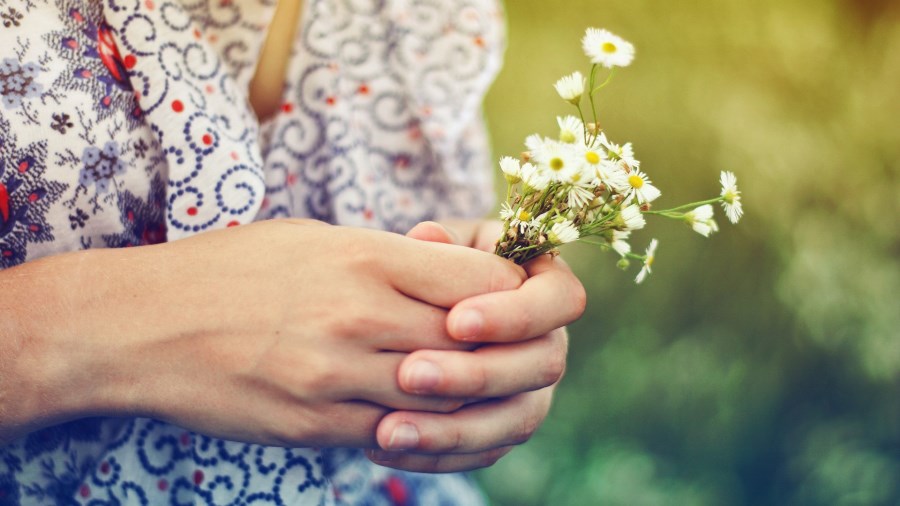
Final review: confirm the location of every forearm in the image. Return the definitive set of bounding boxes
[0,248,149,443]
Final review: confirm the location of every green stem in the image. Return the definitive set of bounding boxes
[577,104,590,146]
[625,251,648,262]
[644,197,723,215]
[591,68,616,94]
[588,65,600,145]
[536,184,555,215]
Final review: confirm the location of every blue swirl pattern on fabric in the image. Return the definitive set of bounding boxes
[0,0,503,503]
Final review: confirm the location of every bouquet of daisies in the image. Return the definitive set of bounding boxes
[494,28,743,283]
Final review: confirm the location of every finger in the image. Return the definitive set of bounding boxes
[341,351,470,413]
[376,231,526,308]
[356,290,473,352]
[373,388,553,454]
[366,446,515,473]
[274,400,386,448]
[446,254,586,342]
[408,220,496,249]
[471,220,504,253]
[405,221,458,244]
[396,328,567,397]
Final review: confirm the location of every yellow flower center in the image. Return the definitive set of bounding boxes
[550,158,565,171]
[560,131,576,143]
[646,255,655,267]
[602,42,617,54]
[628,174,644,188]
[724,190,737,203]
[517,209,531,221]
[585,151,601,165]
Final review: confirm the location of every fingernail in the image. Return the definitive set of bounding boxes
[387,423,419,450]
[453,309,483,340]
[405,360,441,393]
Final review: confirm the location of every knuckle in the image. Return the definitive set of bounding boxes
[541,331,569,385]
[419,454,444,474]
[465,360,489,397]
[422,396,466,414]
[489,261,526,293]
[513,412,541,445]
[541,350,567,387]
[437,399,466,413]
[445,426,466,453]
[569,279,587,319]
[265,411,318,447]
[514,305,534,339]
[297,354,339,395]
[340,235,378,271]
[332,307,386,339]
[479,447,508,469]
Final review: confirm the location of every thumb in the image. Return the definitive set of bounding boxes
[406,221,459,245]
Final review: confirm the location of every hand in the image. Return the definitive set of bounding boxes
[366,221,585,472]
[0,219,526,448]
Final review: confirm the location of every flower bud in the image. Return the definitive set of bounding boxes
[554,71,585,105]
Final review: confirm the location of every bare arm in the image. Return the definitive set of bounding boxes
[0,219,527,449]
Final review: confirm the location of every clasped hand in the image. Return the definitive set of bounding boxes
[361,220,585,473]
[44,219,584,474]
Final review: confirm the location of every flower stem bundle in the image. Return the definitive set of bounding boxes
[494,28,744,283]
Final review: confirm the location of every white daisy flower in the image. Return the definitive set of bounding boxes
[600,136,640,169]
[592,159,627,187]
[528,212,551,231]
[618,204,646,231]
[566,152,595,186]
[499,156,522,184]
[624,169,661,204]
[577,141,608,179]
[548,220,580,245]
[595,131,611,149]
[501,203,535,233]
[557,115,585,144]
[499,202,515,221]
[574,165,596,186]
[581,145,606,167]
[532,140,580,184]
[521,162,551,191]
[719,171,744,224]
[609,230,632,257]
[618,143,640,169]
[525,134,548,155]
[566,183,595,209]
[582,28,635,69]
[635,239,658,284]
[512,208,533,232]
[554,71,585,105]
[684,204,719,237]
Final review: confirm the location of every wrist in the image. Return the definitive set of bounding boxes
[1,248,151,439]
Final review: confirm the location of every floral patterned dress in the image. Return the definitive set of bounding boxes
[0,0,504,503]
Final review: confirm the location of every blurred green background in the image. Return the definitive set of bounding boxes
[476,1,900,504]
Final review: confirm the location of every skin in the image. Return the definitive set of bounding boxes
[372,221,581,472]
[0,0,586,475]
[248,0,304,122]
[0,220,584,474]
